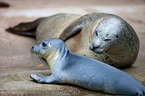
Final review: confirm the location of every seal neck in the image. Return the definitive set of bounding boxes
[46,50,59,65]
[46,45,69,70]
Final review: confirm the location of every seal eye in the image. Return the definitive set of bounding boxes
[42,42,47,47]
[96,32,98,36]
[104,39,111,41]
[116,35,119,38]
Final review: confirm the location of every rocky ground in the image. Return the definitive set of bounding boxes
[0,0,145,95]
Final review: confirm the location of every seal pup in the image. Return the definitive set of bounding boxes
[6,13,139,68]
[30,38,145,95]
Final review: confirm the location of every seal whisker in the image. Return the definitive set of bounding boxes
[103,52,119,62]
[36,54,47,65]
[37,55,43,63]
[101,54,105,61]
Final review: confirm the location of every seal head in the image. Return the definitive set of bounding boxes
[32,39,57,58]
[31,38,68,67]
[90,17,126,54]
[89,16,139,67]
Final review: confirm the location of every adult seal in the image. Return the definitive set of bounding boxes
[6,13,140,68]
[30,38,145,95]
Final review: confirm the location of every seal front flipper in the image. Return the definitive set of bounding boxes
[30,74,62,84]
[59,23,83,41]
[6,18,45,38]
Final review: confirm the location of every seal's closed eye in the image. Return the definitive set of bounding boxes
[96,32,98,36]
[104,39,111,41]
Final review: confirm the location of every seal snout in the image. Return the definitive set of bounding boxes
[31,45,39,54]
[31,46,35,53]
[89,44,100,51]
[89,44,105,54]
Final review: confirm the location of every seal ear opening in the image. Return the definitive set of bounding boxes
[116,35,119,38]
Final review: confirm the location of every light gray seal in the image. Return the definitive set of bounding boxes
[30,38,145,95]
[6,13,140,68]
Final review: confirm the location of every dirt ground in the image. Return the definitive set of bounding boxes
[0,0,145,95]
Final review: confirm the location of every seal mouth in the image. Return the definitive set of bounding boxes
[93,48,105,54]
[89,44,106,54]
[31,45,41,55]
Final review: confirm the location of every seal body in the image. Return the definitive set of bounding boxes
[6,13,140,68]
[35,13,80,43]
[30,38,145,95]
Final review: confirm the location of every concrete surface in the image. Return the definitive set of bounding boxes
[0,0,145,95]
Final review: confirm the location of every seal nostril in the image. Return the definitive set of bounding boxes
[94,45,100,49]
[89,45,93,50]
[90,45,100,51]
[95,46,99,49]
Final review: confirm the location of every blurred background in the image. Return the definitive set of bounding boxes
[0,0,145,95]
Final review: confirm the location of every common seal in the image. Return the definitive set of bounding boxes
[6,13,140,68]
[30,38,145,95]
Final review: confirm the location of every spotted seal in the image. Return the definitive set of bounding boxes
[6,13,140,68]
[30,38,145,95]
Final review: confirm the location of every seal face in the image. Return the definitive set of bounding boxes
[90,17,122,54]
[89,16,139,67]
[30,38,145,95]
